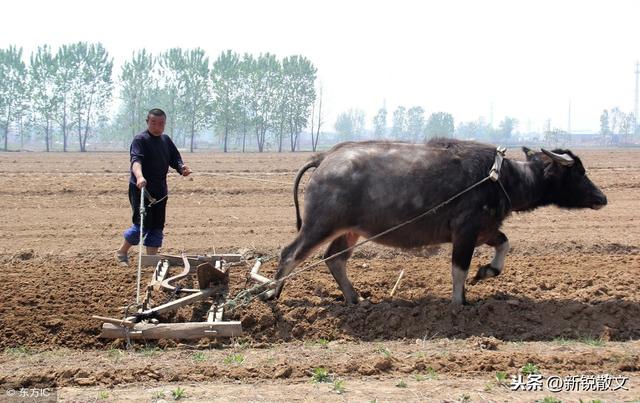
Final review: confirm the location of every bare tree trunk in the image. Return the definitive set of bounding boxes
[19,117,24,150]
[81,90,95,153]
[256,125,266,152]
[78,111,83,152]
[309,103,315,152]
[62,98,68,152]
[2,122,8,151]
[224,124,229,153]
[45,118,50,152]
[278,120,284,153]
[190,118,195,153]
[242,118,247,153]
[313,94,322,152]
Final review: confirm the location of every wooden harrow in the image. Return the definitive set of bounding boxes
[94,253,246,340]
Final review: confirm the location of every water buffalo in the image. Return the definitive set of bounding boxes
[270,138,607,305]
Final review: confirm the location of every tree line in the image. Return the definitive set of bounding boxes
[0,43,318,152]
[334,105,522,144]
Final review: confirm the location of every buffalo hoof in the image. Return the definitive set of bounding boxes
[335,294,360,305]
[472,264,501,283]
[450,300,472,313]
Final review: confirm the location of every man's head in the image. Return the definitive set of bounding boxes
[146,108,166,136]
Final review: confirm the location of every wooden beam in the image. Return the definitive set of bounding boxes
[91,315,135,329]
[100,321,243,339]
[125,288,215,321]
[140,253,242,267]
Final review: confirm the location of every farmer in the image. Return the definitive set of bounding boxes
[116,108,192,265]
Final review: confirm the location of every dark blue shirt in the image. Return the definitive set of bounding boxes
[129,130,184,198]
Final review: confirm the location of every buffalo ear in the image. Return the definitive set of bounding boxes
[522,146,536,161]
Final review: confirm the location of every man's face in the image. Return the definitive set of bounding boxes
[146,115,166,136]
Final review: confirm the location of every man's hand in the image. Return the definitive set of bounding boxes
[181,165,192,177]
[136,176,147,189]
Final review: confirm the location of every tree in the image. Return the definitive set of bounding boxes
[158,48,186,145]
[0,45,28,151]
[159,48,213,152]
[119,49,156,139]
[237,53,255,152]
[391,106,406,139]
[372,107,387,139]
[179,48,212,152]
[620,112,635,144]
[599,109,610,145]
[335,109,365,142]
[29,45,60,152]
[247,53,281,152]
[456,119,495,140]
[406,106,425,142]
[53,44,76,152]
[424,112,454,139]
[281,55,316,151]
[544,128,568,148]
[496,116,517,142]
[211,50,242,152]
[67,42,113,152]
[310,85,323,151]
[609,107,624,136]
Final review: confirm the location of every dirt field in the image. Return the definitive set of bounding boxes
[0,147,639,402]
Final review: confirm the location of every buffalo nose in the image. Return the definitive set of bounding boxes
[592,193,607,209]
[599,192,608,206]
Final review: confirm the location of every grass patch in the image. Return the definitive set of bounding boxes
[536,398,561,403]
[495,371,508,384]
[4,346,31,356]
[425,366,438,380]
[171,387,186,400]
[223,353,245,365]
[98,391,109,399]
[311,367,330,383]
[192,352,206,362]
[579,336,605,347]
[396,379,407,388]
[138,346,161,357]
[107,348,124,362]
[374,345,392,358]
[521,362,540,376]
[234,337,251,349]
[332,379,346,394]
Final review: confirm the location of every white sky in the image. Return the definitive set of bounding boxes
[2,0,639,132]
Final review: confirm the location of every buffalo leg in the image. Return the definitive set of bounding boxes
[324,232,360,304]
[270,225,335,300]
[451,233,477,305]
[475,231,509,281]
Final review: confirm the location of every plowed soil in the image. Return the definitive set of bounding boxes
[0,148,638,401]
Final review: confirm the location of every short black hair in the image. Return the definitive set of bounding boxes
[147,108,166,119]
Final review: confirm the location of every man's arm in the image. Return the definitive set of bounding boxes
[167,137,192,177]
[130,138,147,188]
[132,161,146,189]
